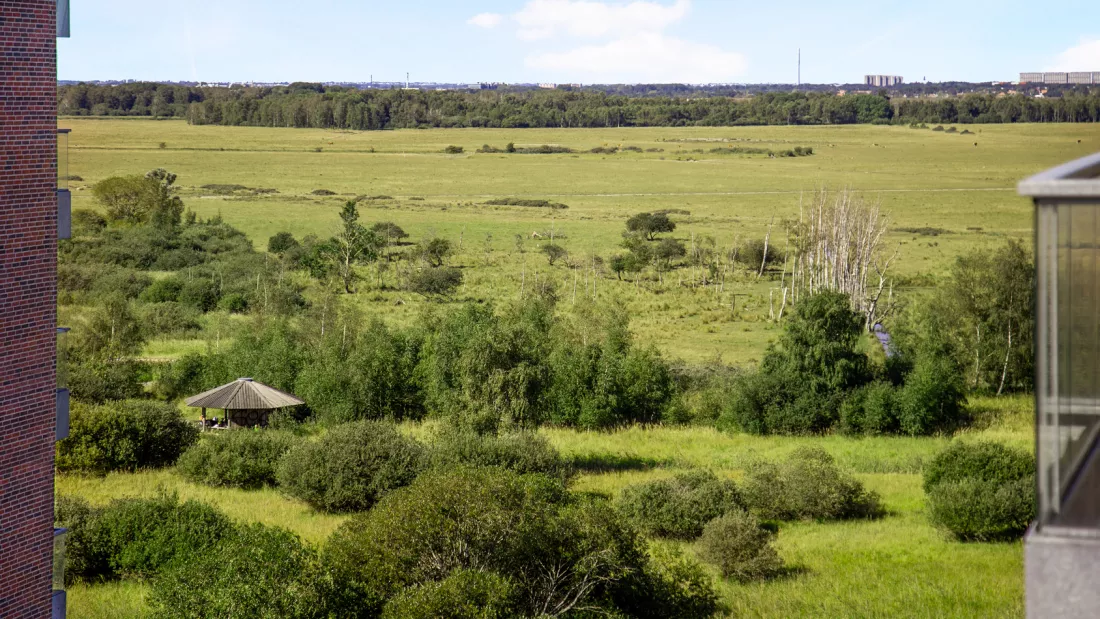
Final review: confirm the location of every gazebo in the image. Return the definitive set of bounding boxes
[184,377,304,429]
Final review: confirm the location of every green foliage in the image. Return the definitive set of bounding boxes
[541,243,568,265]
[178,278,219,312]
[74,295,146,361]
[927,478,1035,541]
[734,238,784,270]
[698,510,784,581]
[922,442,1034,493]
[92,169,183,228]
[742,446,882,521]
[139,302,202,338]
[176,430,299,489]
[652,237,686,270]
[138,276,183,303]
[268,231,300,254]
[60,492,234,582]
[839,381,900,435]
[443,144,465,154]
[57,400,198,474]
[323,466,710,618]
[408,266,463,298]
[148,523,325,619]
[371,221,409,243]
[896,352,967,435]
[276,420,424,512]
[482,197,568,209]
[721,292,871,435]
[617,470,744,539]
[427,428,574,483]
[68,360,146,403]
[626,211,676,240]
[72,208,107,234]
[380,570,520,619]
[413,237,454,267]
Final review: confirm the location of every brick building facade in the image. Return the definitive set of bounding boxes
[0,1,59,617]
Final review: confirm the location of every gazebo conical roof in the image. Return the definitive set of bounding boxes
[184,378,304,410]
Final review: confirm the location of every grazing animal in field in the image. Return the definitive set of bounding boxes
[974,142,978,146]
[531,231,543,239]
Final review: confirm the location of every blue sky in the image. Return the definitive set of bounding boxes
[59,0,1100,84]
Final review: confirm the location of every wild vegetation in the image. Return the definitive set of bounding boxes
[54,118,1091,618]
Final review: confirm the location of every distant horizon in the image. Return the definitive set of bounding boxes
[59,0,1100,85]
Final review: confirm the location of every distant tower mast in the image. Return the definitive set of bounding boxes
[406,72,410,89]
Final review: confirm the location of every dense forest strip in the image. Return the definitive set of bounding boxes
[60,82,1100,128]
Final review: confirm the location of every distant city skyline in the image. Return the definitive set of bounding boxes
[60,0,1100,85]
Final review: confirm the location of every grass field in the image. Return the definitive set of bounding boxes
[61,395,1031,618]
[58,119,1068,616]
[63,119,1099,363]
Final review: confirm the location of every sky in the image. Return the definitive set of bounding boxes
[59,0,1100,84]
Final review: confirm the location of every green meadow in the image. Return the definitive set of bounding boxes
[64,119,1098,363]
[58,118,1082,617]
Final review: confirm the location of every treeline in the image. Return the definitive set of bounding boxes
[59,82,1100,128]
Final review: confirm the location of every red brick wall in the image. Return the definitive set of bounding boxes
[0,1,57,617]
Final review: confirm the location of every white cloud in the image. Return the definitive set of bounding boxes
[1046,38,1100,71]
[515,0,690,41]
[467,12,504,28]
[526,31,746,82]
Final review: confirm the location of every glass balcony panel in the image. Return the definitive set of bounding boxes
[53,527,67,591]
[57,129,69,190]
[57,327,69,390]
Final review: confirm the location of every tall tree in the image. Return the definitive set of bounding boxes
[332,200,382,293]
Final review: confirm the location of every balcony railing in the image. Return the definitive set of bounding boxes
[57,129,70,240]
[53,527,67,619]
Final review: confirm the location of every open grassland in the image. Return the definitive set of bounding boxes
[61,396,1031,618]
[64,119,1100,363]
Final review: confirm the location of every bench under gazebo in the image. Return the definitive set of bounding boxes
[185,377,304,429]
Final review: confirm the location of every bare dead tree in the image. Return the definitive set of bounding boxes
[792,188,898,328]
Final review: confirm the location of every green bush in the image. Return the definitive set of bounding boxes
[60,493,234,582]
[178,278,219,312]
[443,145,465,154]
[139,302,202,337]
[408,266,463,298]
[148,523,325,619]
[57,400,199,473]
[697,509,784,581]
[54,496,97,585]
[68,360,145,403]
[742,446,882,521]
[922,441,1034,493]
[616,470,744,539]
[380,570,519,619]
[896,353,967,435]
[276,420,424,512]
[839,381,899,435]
[927,477,1035,541]
[428,429,573,484]
[323,467,714,618]
[139,276,184,303]
[177,430,299,489]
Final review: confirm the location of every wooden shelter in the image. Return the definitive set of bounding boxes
[184,378,304,429]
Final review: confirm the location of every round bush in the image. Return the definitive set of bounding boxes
[380,570,519,619]
[178,278,219,312]
[139,277,184,303]
[742,446,882,521]
[697,510,784,581]
[428,429,574,484]
[922,441,1034,493]
[616,470,744,539]
[57,400,199,474]
[927,477,1035,541]
[61,493,234,582]
[324,466,717,617]
[276,421,424,513]
[896,354,966,435]
[148,523,324,619]
[177,430,299,489]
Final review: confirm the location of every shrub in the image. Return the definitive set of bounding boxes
[276,420,424,512]
[54,495,97,585]
[72,208,107,234]
[408,266,462,298]
[428,429,573,484]
[637,545,722,618]
[323,467,708,618]
[62,493,234,582]
[57,400,198,474]
[148,523,325,619]
[927,477,1034,541]
[177,430,299,489]
[742,446,882,521]
[617,470,744,539]
[839,381,899,435]
[896,353,967,435]
[217,292,249,313]
[698,510,784,581]
[443,145,465,154]
[138,276,184,303]
[380,570,519,619]
[178,278,219,312]
[922,441,1034,492]
[140,302,202,337]
[268,231,299,254]
[541,243,567,265]
[68,360,145,403]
